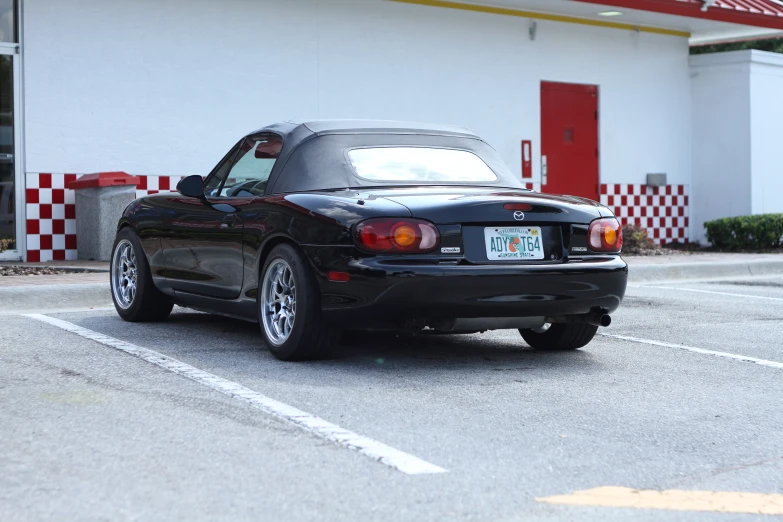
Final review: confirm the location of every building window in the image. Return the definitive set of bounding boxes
[0,0,16,43]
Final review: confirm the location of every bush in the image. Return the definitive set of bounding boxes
[621,224,658,254]
[0,238,14,253]
[705,214,783,250]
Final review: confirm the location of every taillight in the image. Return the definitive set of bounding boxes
[355,218,440,254]
[587,218,623,253]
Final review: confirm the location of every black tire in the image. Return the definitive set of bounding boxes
[110,227,173,322]
[258,244,340,361]
[519,323,598,351]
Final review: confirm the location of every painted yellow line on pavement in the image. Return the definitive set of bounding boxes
[536,487,783,515]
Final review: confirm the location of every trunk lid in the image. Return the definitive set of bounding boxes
[368,187,607,225]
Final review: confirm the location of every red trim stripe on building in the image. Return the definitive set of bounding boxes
[571,0,783,30]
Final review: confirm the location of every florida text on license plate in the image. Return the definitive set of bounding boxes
[484,227,544,260]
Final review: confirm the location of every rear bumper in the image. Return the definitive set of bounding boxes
[305,246,628,327]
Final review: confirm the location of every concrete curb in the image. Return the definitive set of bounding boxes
[0,283,113,315]
[629,258,783,282]
[0,265,110,273]
[43,266,110,273]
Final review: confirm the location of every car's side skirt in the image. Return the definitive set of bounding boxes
[168,289,258,324]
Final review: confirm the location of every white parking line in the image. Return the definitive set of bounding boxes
[25,314,447,476]
[600,333,783,370]
[629,285,783,302]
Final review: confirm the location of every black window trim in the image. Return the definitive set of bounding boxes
[211,132,283,198]
[202,139,244,199]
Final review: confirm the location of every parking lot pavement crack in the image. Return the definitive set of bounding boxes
[2,351,297,433]
[665,456,783,489]
[24,313,448,475]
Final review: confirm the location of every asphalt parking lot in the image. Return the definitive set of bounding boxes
[2,274,782,521]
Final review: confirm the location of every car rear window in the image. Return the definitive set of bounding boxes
[347,147,498,183]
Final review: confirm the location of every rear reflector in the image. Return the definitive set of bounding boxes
[587,218,623,253]
[354,218,440,254]
[503,203,533,211]
[328,271,351,282]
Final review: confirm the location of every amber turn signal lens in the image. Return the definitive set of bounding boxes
[392,225,417,248]
[604,227,617,246]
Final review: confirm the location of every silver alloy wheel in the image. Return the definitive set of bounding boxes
[112,239,138,309]
[261,259,297,346]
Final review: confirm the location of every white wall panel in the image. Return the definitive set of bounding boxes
[750,57,783,215]
[23,0,691,188]
[690,56,751,243]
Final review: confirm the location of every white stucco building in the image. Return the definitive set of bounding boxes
[690,49,783,242]
[1,0,782,261]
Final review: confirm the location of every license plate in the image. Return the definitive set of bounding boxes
[484,227,544,260]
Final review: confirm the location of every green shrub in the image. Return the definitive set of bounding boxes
[705,214,783,250]
[0,238,14,253]
[621,224,658,254]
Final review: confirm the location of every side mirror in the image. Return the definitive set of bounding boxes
[178,175,205,199]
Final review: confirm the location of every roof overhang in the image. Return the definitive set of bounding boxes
[572,0,783,44]
[389,0,783,45]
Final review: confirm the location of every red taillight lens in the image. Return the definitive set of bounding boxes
[355,218,440,253]
[503,203,533,211]
[587,218,623,253]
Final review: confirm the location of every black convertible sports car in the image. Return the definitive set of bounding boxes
[111,120,627,360]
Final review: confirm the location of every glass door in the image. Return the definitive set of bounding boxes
[0,0,19,260]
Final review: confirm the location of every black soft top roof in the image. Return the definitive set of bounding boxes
[252,119,480,145]
[241,120,525,194]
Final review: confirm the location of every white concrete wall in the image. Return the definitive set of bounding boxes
[690,50,783,243]
[689,51,752,243]
[750,52,783,215]
[22,0,692,188]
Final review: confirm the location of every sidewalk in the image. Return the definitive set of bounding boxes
[1,254,782,314]
[625,253,783,282]
[0,261,112,314]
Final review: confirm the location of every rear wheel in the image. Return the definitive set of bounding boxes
[259,244,340,361]
[111,228,173,322]
[519,323,598,351]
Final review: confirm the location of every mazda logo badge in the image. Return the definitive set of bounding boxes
[513,211,525,221]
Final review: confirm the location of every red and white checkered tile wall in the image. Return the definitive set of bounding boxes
[600,183,689,245]
[25,173,182,262]
[524,182,689,245]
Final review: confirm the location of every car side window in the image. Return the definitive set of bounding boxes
[220,135,282,197]
[203,156,233,197]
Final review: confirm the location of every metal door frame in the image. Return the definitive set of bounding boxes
[0,1,23,261]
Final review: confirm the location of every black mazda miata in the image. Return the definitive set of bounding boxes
[111,120,627,360]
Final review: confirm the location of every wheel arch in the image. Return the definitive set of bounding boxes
[256,234,307,278]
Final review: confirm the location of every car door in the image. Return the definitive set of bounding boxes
[161,134,282,299]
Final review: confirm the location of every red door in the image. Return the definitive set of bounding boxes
[540,82,599,202]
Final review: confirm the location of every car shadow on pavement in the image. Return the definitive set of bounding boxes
[333,330,603,371]
[158,310,605,374]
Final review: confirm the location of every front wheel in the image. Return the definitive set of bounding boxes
[259,244,340,361]
[110,228,173,322]
[519,323,598,351]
